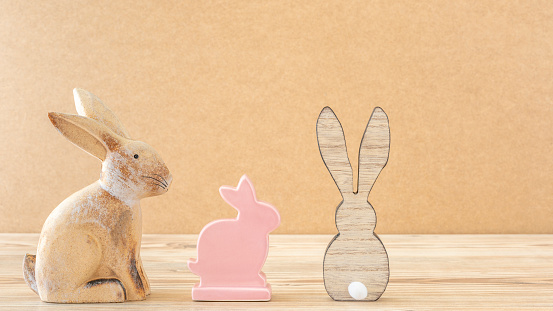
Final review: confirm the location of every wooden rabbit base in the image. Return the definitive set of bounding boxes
[191,284,272,301]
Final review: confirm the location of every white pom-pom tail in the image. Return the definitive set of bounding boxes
[348,281,368,300]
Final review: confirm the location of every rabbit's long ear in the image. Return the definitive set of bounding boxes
[219,175,257,212]
[357,107,390,196]
[73,88,131,139]
[48,112,124,161]
[219,175,257,209]
[317,107,353,194]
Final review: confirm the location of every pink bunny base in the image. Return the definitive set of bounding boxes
[191,283,272,301]
[188,175,280,302]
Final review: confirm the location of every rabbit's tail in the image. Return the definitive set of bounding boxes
[187,258,201,275]
[348,281,368,300]
[23,254,38,295]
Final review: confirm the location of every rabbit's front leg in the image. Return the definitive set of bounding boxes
[137,257,151,295]
[115,256,147,301]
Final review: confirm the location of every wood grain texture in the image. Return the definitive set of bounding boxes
[317,107,389,300]
[1,234,553,310]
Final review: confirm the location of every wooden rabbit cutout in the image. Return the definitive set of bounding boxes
[317,106,390,301]
[188,175,280,301]
[23,89,172,303]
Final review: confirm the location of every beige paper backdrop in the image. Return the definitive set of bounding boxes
[0,1,552,234]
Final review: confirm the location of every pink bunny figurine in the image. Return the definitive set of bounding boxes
[187,175,280,301]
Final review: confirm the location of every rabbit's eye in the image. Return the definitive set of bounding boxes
[133,154,139,159]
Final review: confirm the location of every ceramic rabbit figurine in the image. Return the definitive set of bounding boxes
[188,175,280,301]
[23,89,172,303]
[316,106,390,301]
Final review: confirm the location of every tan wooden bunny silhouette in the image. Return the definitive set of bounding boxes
[23,89,172,303]
[317,106,390,301]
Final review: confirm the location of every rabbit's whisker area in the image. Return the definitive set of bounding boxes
[147,180,166,189]
[153,173,168,185]
[152,182,166,189]
[141,175,167,187]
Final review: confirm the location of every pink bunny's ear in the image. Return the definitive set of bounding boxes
[219,175,257,211]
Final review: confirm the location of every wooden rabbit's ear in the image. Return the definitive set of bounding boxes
[73,88,131,139]
[316,107,354,195]
[357,107,390,196]
[48,112,124,161]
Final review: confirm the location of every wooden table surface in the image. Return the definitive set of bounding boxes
[0,234,552,310]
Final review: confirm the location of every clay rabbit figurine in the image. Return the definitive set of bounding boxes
[316,106,390,301]
[188,175,280,301]
[23,89,172,303]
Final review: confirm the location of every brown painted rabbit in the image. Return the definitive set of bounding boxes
[317,106,390,301]
[23,89,172,303]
